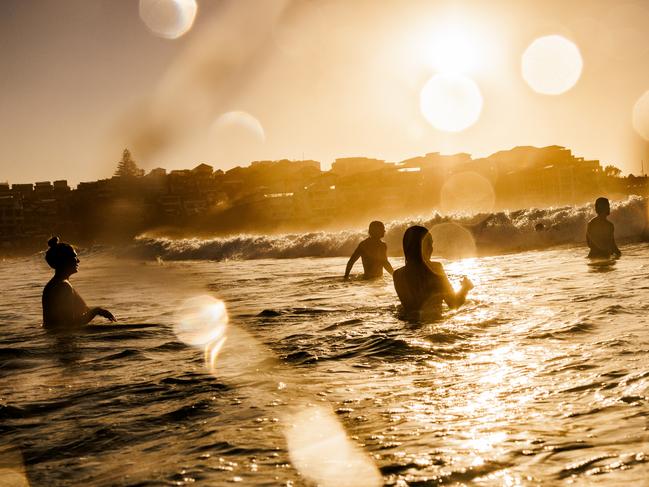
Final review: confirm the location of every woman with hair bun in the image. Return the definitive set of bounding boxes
[42,236,115,330]
[393,226,473,317]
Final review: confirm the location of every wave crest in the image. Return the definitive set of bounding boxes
[130,197,648,260]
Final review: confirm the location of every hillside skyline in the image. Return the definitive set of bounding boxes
[2,144,646,252]
[0,143,640,187]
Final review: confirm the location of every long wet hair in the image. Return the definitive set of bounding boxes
[45,236,75,270]
[402,225,431,266]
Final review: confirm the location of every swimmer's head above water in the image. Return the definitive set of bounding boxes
[595,197,610,216]
[368,220,386,239]
[402,225,433,264]
[45,236,79,276]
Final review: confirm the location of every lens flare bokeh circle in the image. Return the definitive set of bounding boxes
[284,405,382,487]
[632,90,649,141]
[430,222,477,259]
[139,0,197,40]
[440,171,496,214]
[174,295,228,347]
[212,111,266,143]
[521,35,583,95]
[420,73,483,132]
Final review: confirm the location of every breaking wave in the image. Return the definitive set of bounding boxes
[130,197,648,261]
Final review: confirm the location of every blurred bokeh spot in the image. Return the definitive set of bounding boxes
[139,0,198,39]
[522,35,583,95]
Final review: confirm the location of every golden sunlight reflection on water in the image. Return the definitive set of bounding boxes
[521,35,583,95]
[174,295,383,484]
[139,0,197,40]
[0,445,29,487]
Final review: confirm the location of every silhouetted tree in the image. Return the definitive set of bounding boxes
[114,149,144,178]
[603,165,622,178]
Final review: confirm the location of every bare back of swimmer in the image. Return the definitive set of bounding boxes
[586,198,621,259]
[344,221,394,280]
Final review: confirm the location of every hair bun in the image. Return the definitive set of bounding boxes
[47,236,60,248]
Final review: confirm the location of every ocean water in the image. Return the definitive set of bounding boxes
[3,209,649,485]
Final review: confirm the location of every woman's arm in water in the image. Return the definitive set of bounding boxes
[431,263,473,309]
[76,306,116,325]
[71,289,115,325]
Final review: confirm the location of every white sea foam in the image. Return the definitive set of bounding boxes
[131,197,648,260]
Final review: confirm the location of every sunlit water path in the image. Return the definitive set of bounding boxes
[2,244,649,485]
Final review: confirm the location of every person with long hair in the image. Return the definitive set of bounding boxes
[42,236,115,330]
[393,226,473,316]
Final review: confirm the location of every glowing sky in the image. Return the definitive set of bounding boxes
[1,0,648,185]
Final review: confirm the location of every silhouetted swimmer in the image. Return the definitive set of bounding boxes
[586,197,621,259]
[42,237,115,331]
[393,226,473,317]
[344,221,394,280]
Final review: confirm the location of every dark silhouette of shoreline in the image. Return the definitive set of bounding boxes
[1,146,647,253]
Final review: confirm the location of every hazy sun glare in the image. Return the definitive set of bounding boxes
[429,27,481,74]
[521,35,583,95]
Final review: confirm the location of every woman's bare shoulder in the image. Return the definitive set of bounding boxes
[43,278,73,295]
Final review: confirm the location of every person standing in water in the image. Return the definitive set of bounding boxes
[344,221,394,280]
[393,226,473,316]
[42,236,115,330]
[586,197,621,259]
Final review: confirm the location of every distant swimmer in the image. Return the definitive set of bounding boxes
[393,226,473,316]
[42,236,116,331]
[344,221,394,280]
[586,197,621,259]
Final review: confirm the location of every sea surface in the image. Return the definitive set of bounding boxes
[2,205,649,485]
